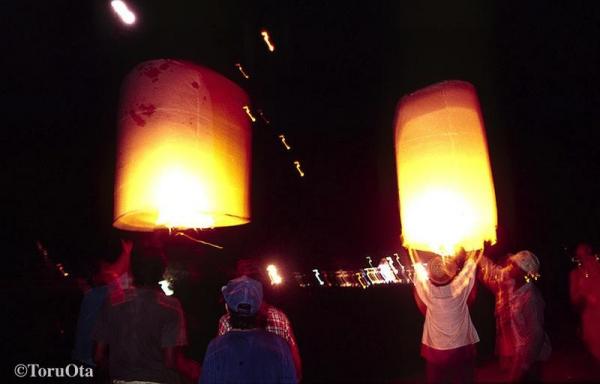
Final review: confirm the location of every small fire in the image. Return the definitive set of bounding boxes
[110,0,136,25]
[260,30,275,52]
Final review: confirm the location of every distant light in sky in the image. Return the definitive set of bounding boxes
[278,134,291,150]
[293,160,305,177]
[260,30,275,52]
[111,0,136,25]
[243,105,256,122]
[235,63,250,79]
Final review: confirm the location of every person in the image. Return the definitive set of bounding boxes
[93,245,194,384]
[72,236,133,366]
[217,259,302,381]
[479,250,551,382]
[570,242,600,361]
[412,251,480,384]
[200,276,297,384]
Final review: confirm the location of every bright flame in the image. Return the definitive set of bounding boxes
[111,0,136,25]
[159,280,174,296]
[153,167,215,229]
[293,160,305,177]
[266,264,283,285]
[260,30,275,52]
[395,81,497,255]
[278,134,291,150]
[243,105,256,122]
[235,63,250,79]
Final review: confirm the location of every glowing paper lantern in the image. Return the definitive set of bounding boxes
[113,59,251,231]
[394,80,497,256]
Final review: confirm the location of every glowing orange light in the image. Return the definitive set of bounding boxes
[278,134,291,150]
[243,105,256,122]
[260,30,275,52]
[113,59,251,231]
[266,264,283,285]
[235,63,250,79]
[111,0,136,25]
[395,80,497,256]
[293,160,305,177]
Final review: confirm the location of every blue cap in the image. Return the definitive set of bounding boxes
[222,276,263,316]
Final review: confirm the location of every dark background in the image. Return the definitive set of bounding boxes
[3,0,600,382]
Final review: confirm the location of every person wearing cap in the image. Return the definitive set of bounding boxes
[216,259,302,381]
[412,251,480,383]
[199,276,297,384]
[479,250,552,382]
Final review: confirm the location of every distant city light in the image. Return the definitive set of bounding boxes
[266,264,283,285]
[111,1,136,25]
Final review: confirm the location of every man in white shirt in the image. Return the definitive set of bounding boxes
[413,252,480,384]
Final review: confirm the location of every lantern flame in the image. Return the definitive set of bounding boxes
[395,81,497,256]
[111,0,136,25]
[260,30,275,52]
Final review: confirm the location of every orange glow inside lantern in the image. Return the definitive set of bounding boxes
[395,80,497,256]
[113,59,251,231]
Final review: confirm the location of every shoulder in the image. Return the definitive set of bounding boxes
[266,305,291,322]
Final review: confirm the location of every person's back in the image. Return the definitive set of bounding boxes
[95,287,186,383]
[201,329,296,384]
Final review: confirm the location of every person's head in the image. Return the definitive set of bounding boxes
[130,245,166,288]
[507,250,540,282]
[222,276,263,330]
[427,256,458,286]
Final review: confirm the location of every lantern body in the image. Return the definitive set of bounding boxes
[113,59,251,231]
[394,80,497,255]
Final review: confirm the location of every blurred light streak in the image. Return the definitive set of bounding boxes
[159,280,174,296]
[260,30,275,52]
[257,110,270,124]
[243,105,256,122]
[312,269,325,286]
[235,63,250,79]
[278,134,291,150]
[111,0,136,25]
[266,264,283,285]
[293,161,305,177]
[174,232,223,250]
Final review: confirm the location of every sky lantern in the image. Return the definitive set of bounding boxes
[113,59,251,231]
[394,80,497,257]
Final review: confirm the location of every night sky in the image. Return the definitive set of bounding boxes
[5,1,600,274]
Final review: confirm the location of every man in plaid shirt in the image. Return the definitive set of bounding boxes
[217,260,302,381]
